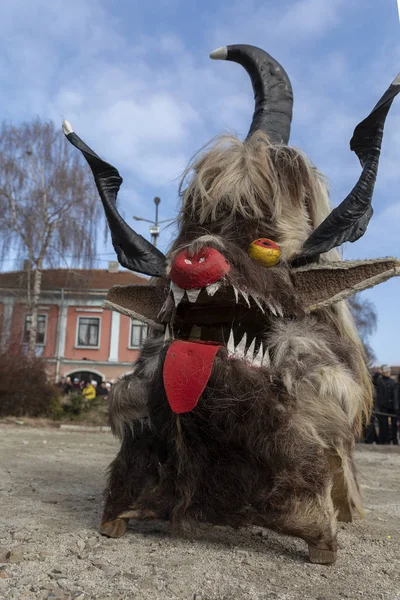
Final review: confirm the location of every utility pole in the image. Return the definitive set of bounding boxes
[133,197,174,247]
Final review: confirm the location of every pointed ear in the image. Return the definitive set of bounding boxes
[103,284,168,330]
[293,258,400,311]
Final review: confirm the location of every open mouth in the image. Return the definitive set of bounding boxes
[159,280,283,368]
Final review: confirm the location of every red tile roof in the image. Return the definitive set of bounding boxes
[0,268,148,291]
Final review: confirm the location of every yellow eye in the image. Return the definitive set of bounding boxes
[248,238,281,267]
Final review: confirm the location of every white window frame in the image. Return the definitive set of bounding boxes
[75,315,101,349]
[128,318,148,350]
[23,313,48,346]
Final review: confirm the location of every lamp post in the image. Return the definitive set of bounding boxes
[133,197,174,247]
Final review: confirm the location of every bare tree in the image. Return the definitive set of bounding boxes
[0,117,102,357]
[348,294,378,365]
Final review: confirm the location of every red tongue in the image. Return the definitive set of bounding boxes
[163,340,222,413]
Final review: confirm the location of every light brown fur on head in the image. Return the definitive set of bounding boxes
[179,131,329,260]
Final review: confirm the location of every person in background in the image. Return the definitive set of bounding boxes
[82,380,96,402]
[96,381,109,398]
[63,376,73,395]
[72,378,80,391]
[376,365,397,444]
[372,367,382,388]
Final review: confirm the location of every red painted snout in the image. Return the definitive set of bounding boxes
[170,247,230,289]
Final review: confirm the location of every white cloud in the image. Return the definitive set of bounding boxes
[55,89,199,184]
[272,0,347,38]
[208,0,347,50]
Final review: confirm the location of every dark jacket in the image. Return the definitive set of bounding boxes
[376,376,397,412]
[96,385,108,397]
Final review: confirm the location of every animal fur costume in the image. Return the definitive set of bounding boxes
[63,45,400,564]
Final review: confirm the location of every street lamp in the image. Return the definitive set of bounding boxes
[133,197,174,247]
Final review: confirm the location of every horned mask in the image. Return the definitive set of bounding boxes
[63,44,400,414]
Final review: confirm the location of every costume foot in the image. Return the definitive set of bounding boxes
[99,518,128,538]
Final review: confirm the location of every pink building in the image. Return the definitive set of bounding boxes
[0,263,148,383]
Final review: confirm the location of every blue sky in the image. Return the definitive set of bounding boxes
[0,0,399,364]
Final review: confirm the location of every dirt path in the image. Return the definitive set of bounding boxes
[0,425,399,600]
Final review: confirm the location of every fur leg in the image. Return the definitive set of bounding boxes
[100,484,132,539]
[100,444,136,536]
[263,485,338,564]
[100,413,164,537]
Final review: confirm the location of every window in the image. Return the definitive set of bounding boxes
[129,319,148,349]
[23,314,47,345]
[77,317,100,348]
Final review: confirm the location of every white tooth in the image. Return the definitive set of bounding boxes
[266,301,277,317]
[246,337,256,363]
[206,282,221,296]
[171,283,186,306]
[227,329,235,355]
[253,345,263,367]
[262,346,271,367]
[275,303,283,318]
[164,324,171,343]
[240,290,251,308]
[172,293,181,307]
[186,288,201,303]
[189,325,202,340]
[236,333,247,359]
[252,295,265,313]
[233,287,239,303]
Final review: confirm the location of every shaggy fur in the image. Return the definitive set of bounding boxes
[108,337,161,438]
[179,132,328,259]
[102,132,372,563]
[104,317,358,555]
[176,131,371,429]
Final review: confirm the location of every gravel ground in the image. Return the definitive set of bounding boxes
[0,424,399,600]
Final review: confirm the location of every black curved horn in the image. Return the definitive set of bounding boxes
[210,44,293,144]
[292,72,400,266]
[62,121,166,277]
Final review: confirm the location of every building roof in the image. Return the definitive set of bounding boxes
[0,268,148,291]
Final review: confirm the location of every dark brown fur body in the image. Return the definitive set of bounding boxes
[102,313,361,561]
